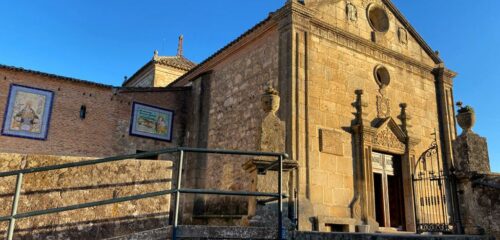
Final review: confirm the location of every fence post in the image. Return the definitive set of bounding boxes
[7,173,23,240]
[278,154,284,240]
[172,150,184,240]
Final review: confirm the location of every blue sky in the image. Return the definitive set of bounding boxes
[1,1,498,171]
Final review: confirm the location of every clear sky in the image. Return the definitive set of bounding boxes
[1,1,498,171]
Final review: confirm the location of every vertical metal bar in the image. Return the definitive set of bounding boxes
[7,173,23,240]
[172,150,184,240]
[411,173,419,233]
[278,155,284,240]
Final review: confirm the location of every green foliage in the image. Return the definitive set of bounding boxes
[456,101,474,114]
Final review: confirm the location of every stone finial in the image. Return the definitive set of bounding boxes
[261,84,280,114]
[153,50,159,59]
[353,89,368,124]
[456,101,476,133]
[399,103,412,133]
[177,35,184,57]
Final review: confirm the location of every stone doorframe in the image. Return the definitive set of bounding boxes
[351,90,420,232]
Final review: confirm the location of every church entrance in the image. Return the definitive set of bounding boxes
[372,152,406,231]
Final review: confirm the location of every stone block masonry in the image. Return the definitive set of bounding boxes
[0,153,173,239]
[453,126,500,239]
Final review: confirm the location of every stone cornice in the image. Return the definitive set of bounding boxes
[445,69,458,79]
[382,0,442,64]
[433,64,457,86]
[308,17,436,79]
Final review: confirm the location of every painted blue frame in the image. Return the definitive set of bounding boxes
[1,84,54,140]
[129,102,174,142]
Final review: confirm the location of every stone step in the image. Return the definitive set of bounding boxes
[105,226,494,240]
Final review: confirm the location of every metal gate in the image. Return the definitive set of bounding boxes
[412,140,452,233]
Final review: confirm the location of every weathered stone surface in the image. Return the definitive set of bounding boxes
[242,86,296,230]
[106,226,277,240]
[456,172,500,238]
[106,225,496,240]
[453,131,490,174]
[319,129,344,156]
[453,129,499,239]
[0,153,172,239]
[293,231,494,240]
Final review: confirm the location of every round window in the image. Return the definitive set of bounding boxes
[368,5,390,32]
[374,65,390,88]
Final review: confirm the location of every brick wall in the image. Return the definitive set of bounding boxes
[0,68,189,158]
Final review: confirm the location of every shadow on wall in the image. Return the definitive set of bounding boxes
[0,153,173,239]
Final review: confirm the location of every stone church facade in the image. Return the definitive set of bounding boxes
[168,0,458,233]
[3,0,495,238]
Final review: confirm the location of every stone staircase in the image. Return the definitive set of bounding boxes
[105,226,495,240]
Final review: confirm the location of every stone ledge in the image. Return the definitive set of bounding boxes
[106,225,277,239]
[243,159,298,174]
[106,226,495,240]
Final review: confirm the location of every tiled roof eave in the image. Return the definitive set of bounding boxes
[0,64,113,88]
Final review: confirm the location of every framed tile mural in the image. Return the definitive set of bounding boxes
[2,84,54,140]
[129,102,174,142]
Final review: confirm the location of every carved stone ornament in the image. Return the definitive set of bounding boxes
[346,2,358,22]
[353,200,361,219]
[376,95,391,118]
[398,27,408,45]
[373,127,405,151]
[361,0,375,8]
[258,84,285,154]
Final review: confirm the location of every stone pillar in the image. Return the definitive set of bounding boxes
[453,102,492,235]
[243,85,297,229]
[453,102,490,174]
[351,89,378,232]
[434,64,461,233]
[182,73,212,224]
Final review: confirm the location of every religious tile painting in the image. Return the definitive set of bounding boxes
[2,84,54,140]
[129,102,174,142]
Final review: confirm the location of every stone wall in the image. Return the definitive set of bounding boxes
[305,0,436,67]
[456,173,500,239]
[0,68,189,157]
[0,153,173,239]
[193,24,280,220]
[453,129,500,239]
[290,0,449,231]
[154,65,187,87]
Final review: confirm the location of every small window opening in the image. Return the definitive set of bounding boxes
[79,105,87,119]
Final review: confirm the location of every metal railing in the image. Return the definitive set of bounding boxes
[0,147,288,240]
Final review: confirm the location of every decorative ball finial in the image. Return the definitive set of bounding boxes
[153,50,159,59]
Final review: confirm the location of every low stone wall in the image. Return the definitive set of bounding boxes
[0,153,172,239]
[456,173,500,239]
[105,226,495,240]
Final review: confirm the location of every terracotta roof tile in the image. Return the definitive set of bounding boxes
[154,55,196,71]
[0,64,112,88]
